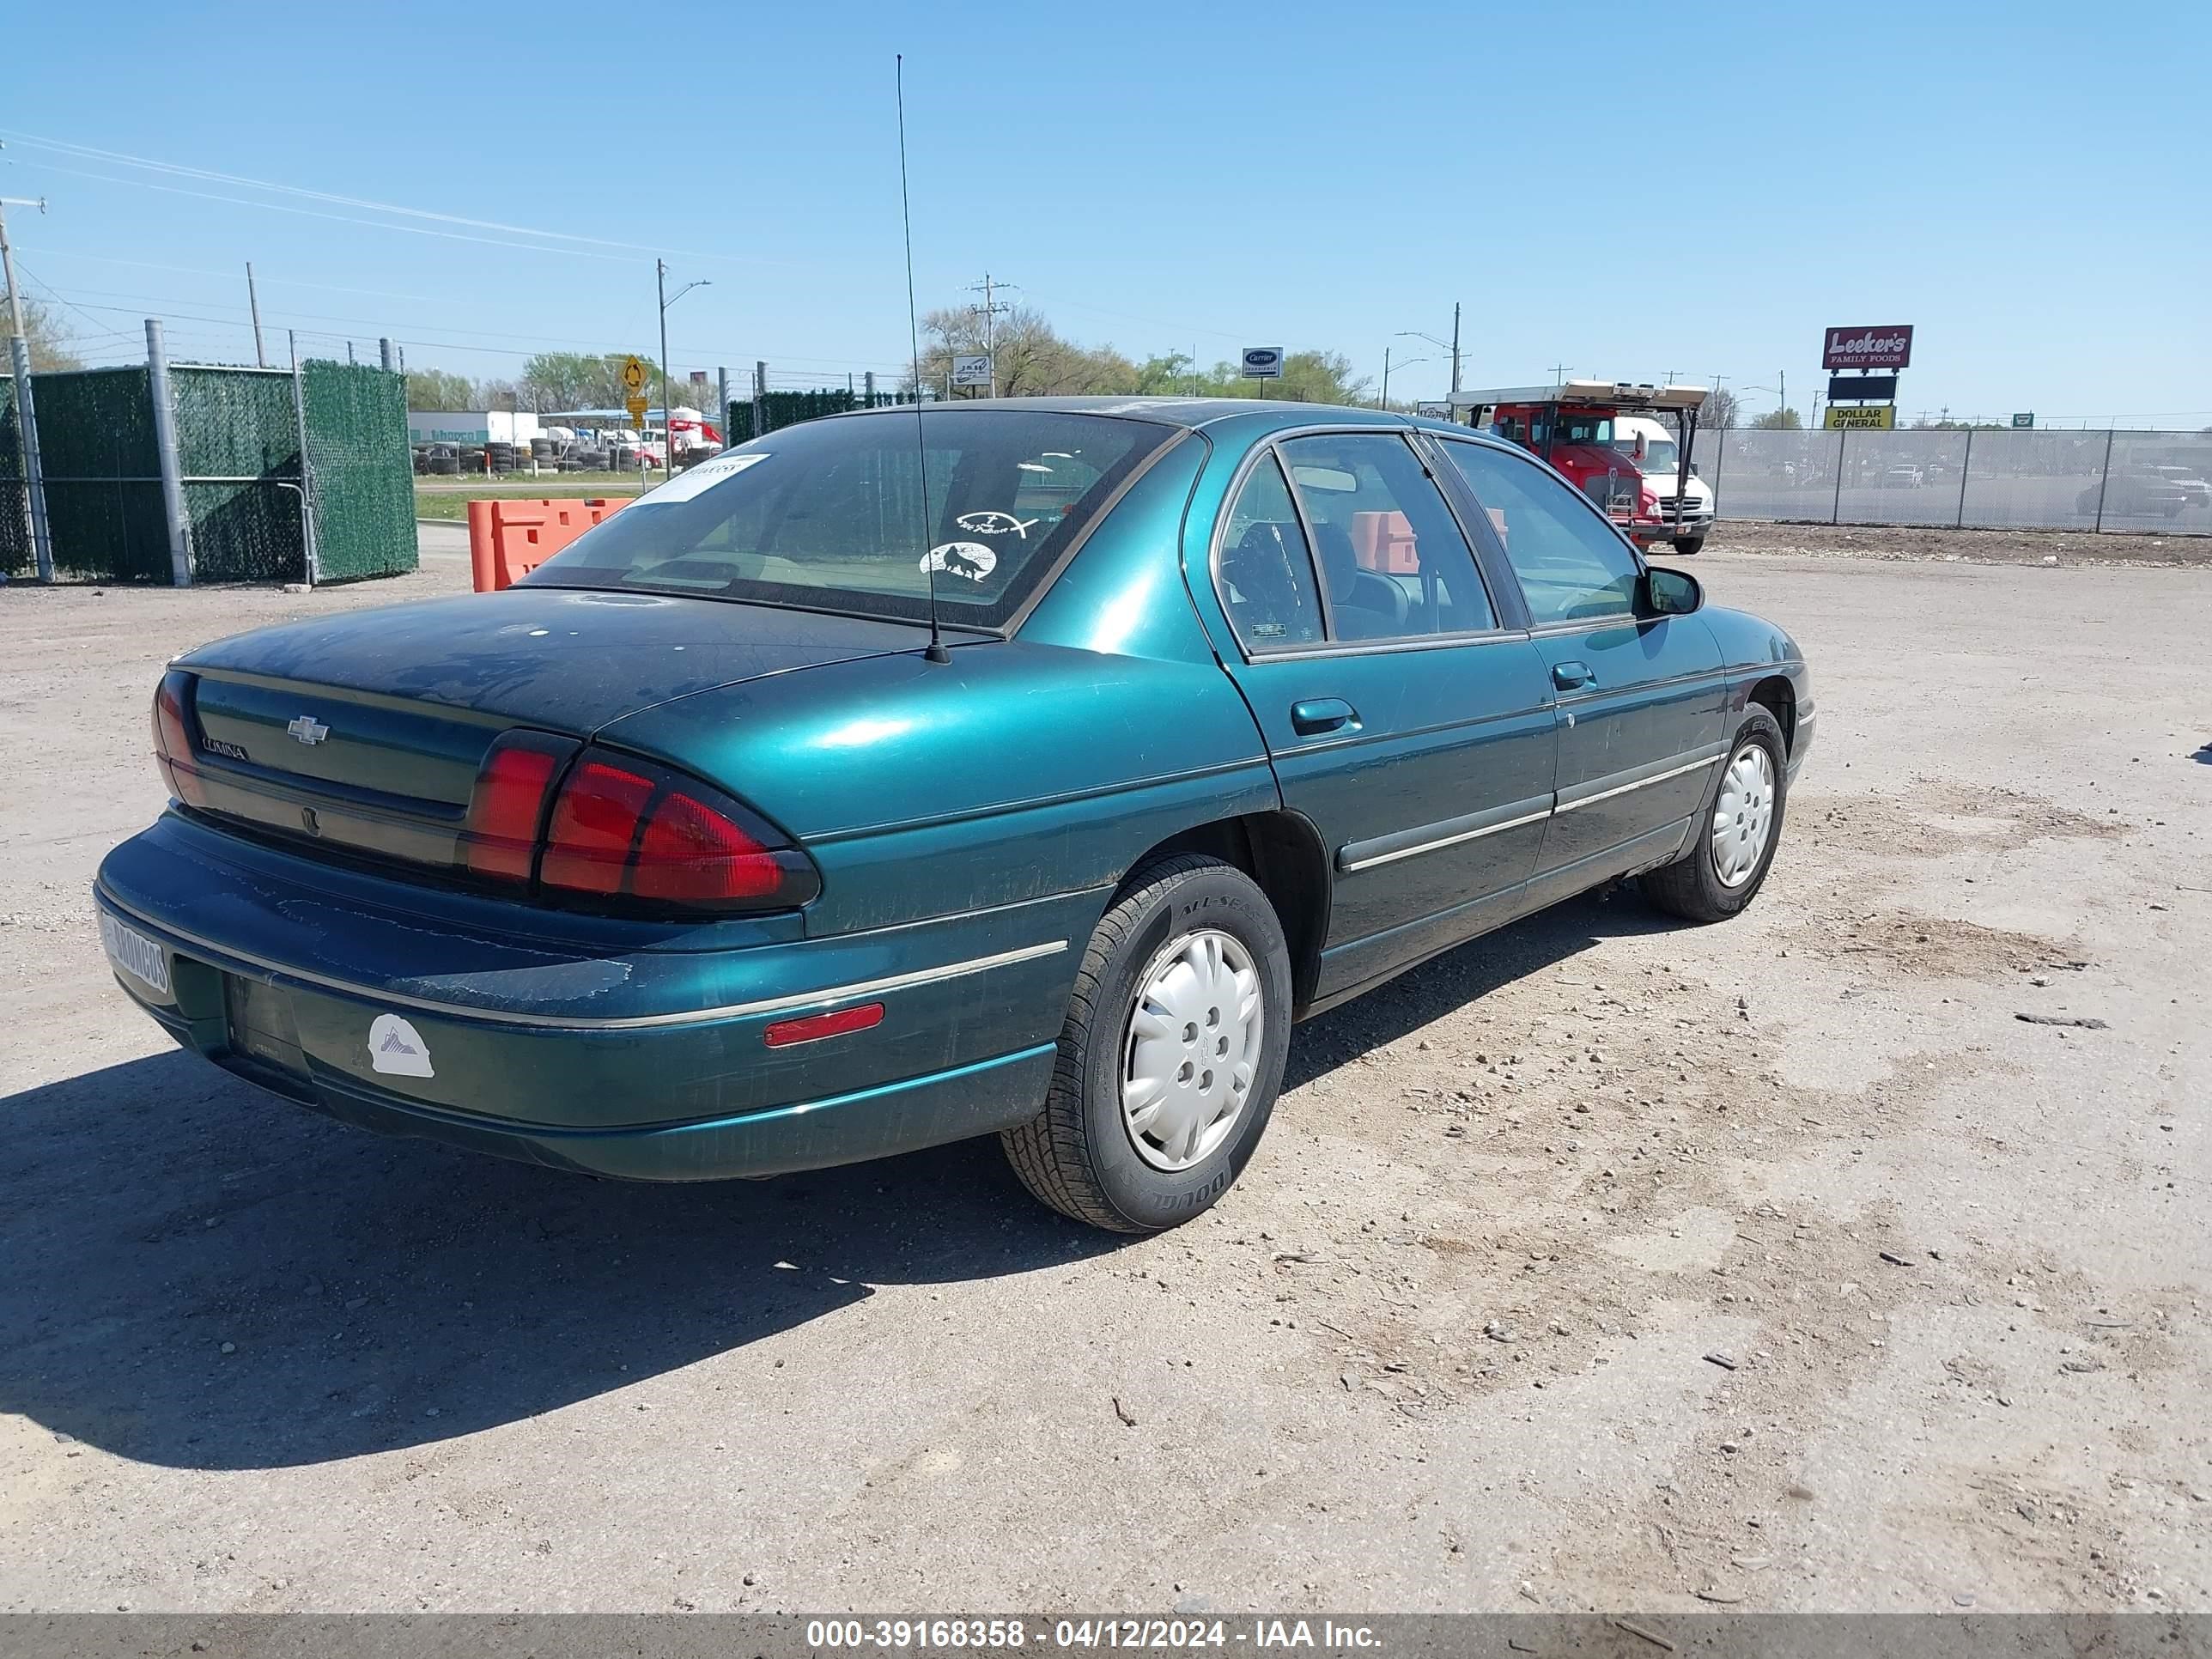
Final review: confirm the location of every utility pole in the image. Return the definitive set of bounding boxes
[0,193,55,581]
[246,263,266,368]
[968,272,1018,397]
[656,258,708,467]
[657,260,671,466]
[1381,346,1391,410]
[1551,362,1571,387]
[1449,301,1462,395]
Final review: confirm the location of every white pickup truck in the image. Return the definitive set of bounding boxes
[1613,414,1714,555]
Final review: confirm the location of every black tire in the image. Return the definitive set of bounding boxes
[1001,854,1293,1233]
[1671,537,1705,556]
[1640,707,1789,923]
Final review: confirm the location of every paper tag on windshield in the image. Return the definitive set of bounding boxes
[635,451,770,506]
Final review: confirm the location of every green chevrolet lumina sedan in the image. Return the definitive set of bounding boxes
[94,398,1812,1232]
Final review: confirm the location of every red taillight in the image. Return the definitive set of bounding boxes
[459,731,577,883]
[763,1002,884,1048]
[635,788,781,901]
[540,759,658,893]
[150,672,207,807]
[537,748,819,914]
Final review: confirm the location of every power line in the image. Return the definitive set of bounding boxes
[0,130,781,270]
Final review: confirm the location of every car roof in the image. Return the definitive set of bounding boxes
[823,394,1490,441]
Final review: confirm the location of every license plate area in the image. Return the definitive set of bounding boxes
[222,972,309,1084]
[100,910,173,999]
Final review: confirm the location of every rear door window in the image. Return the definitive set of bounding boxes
[1216,452,1325,652]
[1274,433,1495,641]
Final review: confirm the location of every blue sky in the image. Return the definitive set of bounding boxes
[6,0,2208,427]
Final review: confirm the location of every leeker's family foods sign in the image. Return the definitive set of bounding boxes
[1822,326,1914,370]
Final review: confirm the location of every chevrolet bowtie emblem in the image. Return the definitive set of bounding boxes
[286,715,328,745]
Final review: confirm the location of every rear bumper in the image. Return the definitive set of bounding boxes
[94,812,1094,1181]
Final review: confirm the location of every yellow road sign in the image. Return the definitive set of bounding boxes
[1824,404,1896,430]
[625,394,649,429]
[621,356,648,395]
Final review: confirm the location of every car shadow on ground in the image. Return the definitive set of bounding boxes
[1,887,1673,1473]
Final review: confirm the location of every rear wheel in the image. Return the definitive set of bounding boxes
[1001,854,1292,1233]
[1640,708,1787,923]
[1671,537,1705,556]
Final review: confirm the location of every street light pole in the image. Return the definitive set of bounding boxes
[656,260,709,470]
[656,260,670,469]
[1396,313,1463,397]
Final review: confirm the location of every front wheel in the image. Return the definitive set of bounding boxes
[1001,854,1292,1233]
[1640,707,1788,923]
[1671,536,1706,556]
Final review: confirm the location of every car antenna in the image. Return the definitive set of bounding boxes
[896,53,952,666]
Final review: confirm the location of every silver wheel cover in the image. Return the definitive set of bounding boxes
[1711,741,1777,888]
[1121,928,1264,1172]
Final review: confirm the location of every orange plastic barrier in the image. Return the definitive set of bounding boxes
[1350,509,1419,574]
[466,496,630,592]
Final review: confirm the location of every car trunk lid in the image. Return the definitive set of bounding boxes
[173,586,934,874]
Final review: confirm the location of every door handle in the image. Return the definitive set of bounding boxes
[1551,660,1595,691]
[1290,697,1358,736]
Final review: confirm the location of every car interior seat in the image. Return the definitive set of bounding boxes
[1311,521,1409,638]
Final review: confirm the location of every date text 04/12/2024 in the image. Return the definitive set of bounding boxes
[803,1620,1382,1650]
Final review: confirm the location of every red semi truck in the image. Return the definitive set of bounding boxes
[1447,380,1711,555]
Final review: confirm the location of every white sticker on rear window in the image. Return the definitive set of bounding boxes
[368,1013,435,1079]
[921,541,997,582]
[955,510,1038,538]
[634,450,770,507]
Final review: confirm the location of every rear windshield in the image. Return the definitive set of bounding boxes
[522,408,1176,629]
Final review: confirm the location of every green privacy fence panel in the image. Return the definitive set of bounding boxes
[173,366,307,583]
[0,374,23,576]
[0,358,413,584]
[302,360,416,583]
[11,367,169,582]
[723,387,912,446]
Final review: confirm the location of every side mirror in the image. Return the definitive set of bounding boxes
[1642,566,1703,617]
[1688,461,1700,477]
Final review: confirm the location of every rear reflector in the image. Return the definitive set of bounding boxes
[763,1002,884,1048]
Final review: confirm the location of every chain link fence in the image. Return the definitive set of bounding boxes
[3,349,417,584]
[1689,427,2212,535]
[724,386,914,446]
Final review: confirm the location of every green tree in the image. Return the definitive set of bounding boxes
[517,350,657,412]
[1750,407,1803,430]
[2,288,84,371]
[1135,352,1200,395]
[404,368,477,410]
[1197,349,1370,405]
[915,303,1139,397]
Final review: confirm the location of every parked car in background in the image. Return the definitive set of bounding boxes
[2080,471,2191,517]
[1880,465,1925,489]
[2147,464,2211,508]
[96,399,1812,1233]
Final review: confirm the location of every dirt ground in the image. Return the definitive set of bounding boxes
[1,524,2207,1614]
[1710,518,2212,568]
